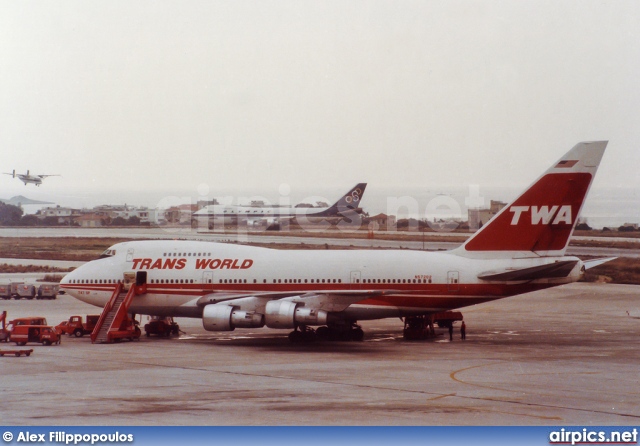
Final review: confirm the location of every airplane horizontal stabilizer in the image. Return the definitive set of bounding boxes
[583,257,616,269]
[478,260,578,281]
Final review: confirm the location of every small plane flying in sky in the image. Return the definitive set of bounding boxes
[3,170,60,186]
[60,141,612,342]
[193,183,367,228]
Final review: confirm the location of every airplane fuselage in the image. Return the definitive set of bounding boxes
[18,175,43,186]
[60,240,582,321]
[193,183,366,227]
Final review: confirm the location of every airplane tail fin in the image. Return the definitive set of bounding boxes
[455,141,607,257]
[324,183,367,216]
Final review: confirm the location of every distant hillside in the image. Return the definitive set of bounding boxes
[0,195,54,206]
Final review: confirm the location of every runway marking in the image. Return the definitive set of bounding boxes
[427,393,456,401]
[449,362,519,393]
[518,371,600,376]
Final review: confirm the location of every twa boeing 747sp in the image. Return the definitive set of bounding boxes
[60,141,612,342]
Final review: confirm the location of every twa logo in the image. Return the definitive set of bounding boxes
[509,205,573,225]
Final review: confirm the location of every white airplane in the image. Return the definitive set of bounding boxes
[4,169,60,186]
[193,183,367,228]
[60,141,612,341]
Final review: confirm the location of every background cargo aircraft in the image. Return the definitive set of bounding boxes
[193,183,366,227]
[61,142,611,342]
[3,169,60,186]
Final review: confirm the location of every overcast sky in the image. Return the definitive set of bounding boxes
[1,1,639,210]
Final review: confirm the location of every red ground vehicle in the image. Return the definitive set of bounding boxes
[10,325,61,346]
[56,315,100,337]
[8,317,48,328]
[108,316,141,342]
[0,348,33,357]
[144,317,180,337]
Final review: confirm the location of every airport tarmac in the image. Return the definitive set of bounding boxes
[1,282,638,426]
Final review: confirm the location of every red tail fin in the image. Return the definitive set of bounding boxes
[459,141,607,256]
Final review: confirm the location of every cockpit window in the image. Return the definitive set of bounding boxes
[98,249,117,259]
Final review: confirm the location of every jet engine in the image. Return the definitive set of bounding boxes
[203,300,329,331]
[264,300,328,329]
[202,305,265,331]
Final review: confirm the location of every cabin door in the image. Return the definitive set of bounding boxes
[447,271,460,292]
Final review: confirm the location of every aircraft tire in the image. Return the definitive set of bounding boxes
[351,327,364,342]
[315,326,329,340]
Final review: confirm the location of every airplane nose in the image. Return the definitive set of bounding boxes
[60,265,83,287]
[60,270,74,288]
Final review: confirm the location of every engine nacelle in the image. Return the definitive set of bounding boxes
[295,307,328,326]
[203,304,264,331]
[264,300,328,329]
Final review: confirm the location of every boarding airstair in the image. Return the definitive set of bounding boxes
[91,283,140,343]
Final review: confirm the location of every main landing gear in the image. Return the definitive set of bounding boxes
[288,322,364,343]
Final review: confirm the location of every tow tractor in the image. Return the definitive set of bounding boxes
[56,315,100,337]
[403,312,463,340]
[144,316,180,337]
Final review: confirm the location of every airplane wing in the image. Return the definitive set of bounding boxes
[197,289,392,311]
[279,290,392,312]
[37,174,61,178]
[478,260,579,281]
